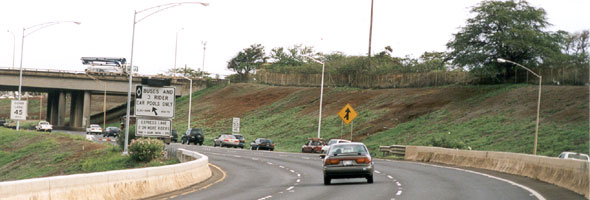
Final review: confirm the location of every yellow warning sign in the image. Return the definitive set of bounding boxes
[338,104,358,125]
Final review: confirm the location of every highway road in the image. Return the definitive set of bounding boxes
[164,144,585,200]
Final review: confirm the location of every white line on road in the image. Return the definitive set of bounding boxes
[396,182,401,187]
[396,190,402,196]
[387,175,393,179]
[375,170,381,174]
[257,195,272,200]
[289,169,295,173]
[296,179,300,183]
[414,162,546,200]
[279,165,285,168]
[267,162,273,165]
[297,173,301,177]
[287,186,294,191]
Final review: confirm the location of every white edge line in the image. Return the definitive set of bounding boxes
[415,162,546,200]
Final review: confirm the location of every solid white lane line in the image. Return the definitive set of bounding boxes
[414,162,546,200]
[396,190,402,196]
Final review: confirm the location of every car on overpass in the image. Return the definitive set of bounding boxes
[321,142,374,185]
[558,152,589,161]
[86,124,102,135]
[250,138,275,151]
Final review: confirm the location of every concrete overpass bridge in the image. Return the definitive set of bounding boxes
[0,68,203,130]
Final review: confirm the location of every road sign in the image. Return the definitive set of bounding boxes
[136,118,171,137]
[10,100,27,120]
[135,85,175,118]
[232,117,240,133]
[338,104,358,125]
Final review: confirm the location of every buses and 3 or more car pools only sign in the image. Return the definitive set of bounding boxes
[136,118,172,137]
[135,85,175,118]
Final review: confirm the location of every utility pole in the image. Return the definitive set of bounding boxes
[368,0,374,58]
[202,41,207,78]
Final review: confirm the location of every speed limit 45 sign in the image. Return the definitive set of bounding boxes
[10,100,27,120]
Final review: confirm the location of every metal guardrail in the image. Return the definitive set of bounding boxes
[379,145,406,157]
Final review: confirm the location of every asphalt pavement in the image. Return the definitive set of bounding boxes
[165,143,585,200]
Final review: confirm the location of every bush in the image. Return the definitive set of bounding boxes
[128,138,164,162]
[429,136,466,149]
[118,126,136,150]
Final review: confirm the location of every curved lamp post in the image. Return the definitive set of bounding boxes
[497,58,542,155]
[174,28,184,77]
[6,30,15,69]
[304,55,325,139]
[123,2,209,155]
[16,21,81,131]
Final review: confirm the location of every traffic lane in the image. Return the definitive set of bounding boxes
[170,144,298,200]
[55,129,117,145]
[179,146,398,200]
[374,159,538,200]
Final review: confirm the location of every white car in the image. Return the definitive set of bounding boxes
[558,152,589,161]
[213,134,240,148]
[321,139,351,153]
[86,124,103,135]
[35,121,53,132]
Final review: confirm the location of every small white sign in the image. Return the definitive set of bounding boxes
[136,118,171,137]
[232,117,240,133]
[10,100,27,120]
[135,85,175,118]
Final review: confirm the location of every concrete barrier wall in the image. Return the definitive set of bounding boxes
[0,148,211,200]
[405,146,589,198]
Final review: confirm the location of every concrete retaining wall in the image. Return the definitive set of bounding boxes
[405,146,589,198]
[0,148,211,200]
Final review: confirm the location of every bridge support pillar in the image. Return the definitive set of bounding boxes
[47,92,59,125]
[57,92,66,127]
[70,91,84,129]
[82,91,91,128]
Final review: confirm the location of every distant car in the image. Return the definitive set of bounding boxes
[558,152,589,161]
[250,138,275,151]
[182,128,204,145]
[213,134,240,148]
[302,138,326,153]
[35,121,53,132]
[233,134,246,148]
[171,129,178,143]
[0,119,5,127]
[321,142,374,185]
[103,127,120,137]
[321,139,351,153]
[86,124,102,135]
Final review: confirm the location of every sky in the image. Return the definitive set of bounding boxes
[0,0,589,77]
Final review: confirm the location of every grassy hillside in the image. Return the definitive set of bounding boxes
[173,83,588,156]
[0,128,177,181]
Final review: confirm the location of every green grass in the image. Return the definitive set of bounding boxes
[0,128,179,181]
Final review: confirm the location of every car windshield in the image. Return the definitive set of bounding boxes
[311,141,322,146]
[190,129,202,134]
[234,135,244,140]
[90,125,100,128]
[329,144,368,156]
[223,135,236,139]
[567,154,589,160]
[328,140,337,145]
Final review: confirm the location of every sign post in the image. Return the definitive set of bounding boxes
[232,117,240,133]
[338,104,358,141]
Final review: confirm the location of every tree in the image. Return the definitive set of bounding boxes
[227,44,266,80]
[446,0,560,81]
[269,44,314,66]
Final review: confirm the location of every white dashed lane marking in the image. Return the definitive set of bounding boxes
[396,190,402,196]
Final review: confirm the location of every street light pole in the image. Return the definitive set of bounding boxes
[16,21,80,131]
[123,2,209,155]
[497,58,542,155]
[304,55,325,139]
[174,28,184,77]
[6,30,15,69]
[202,41,207,77]
[182,77,193,129]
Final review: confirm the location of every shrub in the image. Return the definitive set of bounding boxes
[128,138,164,162]
[118,126,136,150]
[429,136,466,149]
